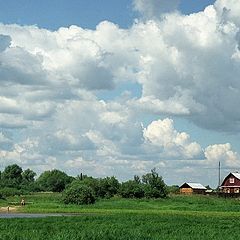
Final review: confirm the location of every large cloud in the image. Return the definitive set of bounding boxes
[143,118,203,159]
[0,0,240,184]
[0,1,240,131]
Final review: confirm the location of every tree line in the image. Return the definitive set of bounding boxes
[0,164,170,204]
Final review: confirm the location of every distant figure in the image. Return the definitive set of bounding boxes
[7,206,10,213]
[21,198,25,206]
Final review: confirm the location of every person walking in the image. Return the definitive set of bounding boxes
[21,198,25,206]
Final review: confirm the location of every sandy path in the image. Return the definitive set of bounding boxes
[0,206,19,213]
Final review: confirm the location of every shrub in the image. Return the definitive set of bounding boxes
[0,187,22,197]
[75,176,120,199]
[97,177,120,198]
[119,180,145,198]
[142,169,168,198]
[167,185,179,194]
[1,164,23,188]
[63,182,96,205]
[36,169,74,192]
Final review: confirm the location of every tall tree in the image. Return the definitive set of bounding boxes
[36,169,74,192]
[1,164,23,188]
[22,169,36,183]
[142,168,168,198]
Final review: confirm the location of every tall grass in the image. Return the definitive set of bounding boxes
[5,193,240,214]
[1,194,240,239]
[0,212,240,239]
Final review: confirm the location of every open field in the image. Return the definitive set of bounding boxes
[1,194,240,239]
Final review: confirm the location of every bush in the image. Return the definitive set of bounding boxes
[167,185,179,194]
[0,187,22,197]
[63,182,96,205]
[142,169,168,198]
[97,177,120,198]
[1,164,23,188]
[36,169,74,192]
[119,180,145,198]
[74,176,120,199]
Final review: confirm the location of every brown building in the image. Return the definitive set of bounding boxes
[180,182,207,195]
[220,172,240,194]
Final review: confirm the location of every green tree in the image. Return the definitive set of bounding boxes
[167,185,179,194]
[97,176,120,198]
[1,164,23,188]
[36,169,73,192]
[22,169,36,182]
[20,168,37,191]
[63,181,96,205]
[142,169,168,198]
[74,176,120,199]
[119,180,145,198]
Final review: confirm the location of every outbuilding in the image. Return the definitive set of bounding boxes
[180,182,207,195]
[220,172,240,194]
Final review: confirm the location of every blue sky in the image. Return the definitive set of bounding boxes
[0,0,215,29]
[0,0,239,186]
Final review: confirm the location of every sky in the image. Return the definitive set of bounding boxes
[0,0,240,187]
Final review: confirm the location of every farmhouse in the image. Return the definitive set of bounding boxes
[220,172,240,194]
[179,182,207,195]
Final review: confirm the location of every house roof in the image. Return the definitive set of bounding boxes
[231,172,240,180]
[220,172,240,187]
[180,182,207,190]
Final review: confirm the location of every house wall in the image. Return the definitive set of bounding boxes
[221,174,240,194]
[222,175,240,187]
[180,188,193,195]
[193,189,206,194]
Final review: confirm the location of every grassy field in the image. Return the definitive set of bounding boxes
[1,194,240,239]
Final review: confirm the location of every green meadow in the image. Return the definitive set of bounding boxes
[1,194,240,239]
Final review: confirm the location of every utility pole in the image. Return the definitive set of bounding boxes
[218,161,221,188]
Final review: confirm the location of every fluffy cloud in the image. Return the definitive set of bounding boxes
[0,0,240,185]
[204,143,239,167]
[143,118,202,159]
[0,2,240,130]
[133,0,180,19]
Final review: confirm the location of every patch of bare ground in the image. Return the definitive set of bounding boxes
[0,206,20,213]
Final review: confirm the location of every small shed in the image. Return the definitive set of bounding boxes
[180,182,207,195]
[220,172,240,194]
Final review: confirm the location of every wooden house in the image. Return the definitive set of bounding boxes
[180,182,207,195]
[220,172,240,194]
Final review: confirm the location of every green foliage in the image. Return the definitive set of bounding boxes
[73,176,120,199]
[1,164,23,188]
[142,169,168,198]
[167,185,179,194]
[1,195,240,239]
[97,176,120,198]
[119,180,144,198]
[0,164,167,202]
[0,187,22,197]
[120,169,168,199]
[63,181,96,205]
[36,169,73,192]
[20,169,37,191]
[2,213,240,240]
[22,169,36,183]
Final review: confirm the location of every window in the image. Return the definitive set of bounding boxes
[230,178,235,183]
[234,188,239,193]
[224,188,230,193]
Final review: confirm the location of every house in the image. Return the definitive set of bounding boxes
[179,182,207,195]
[220,172,240,194]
